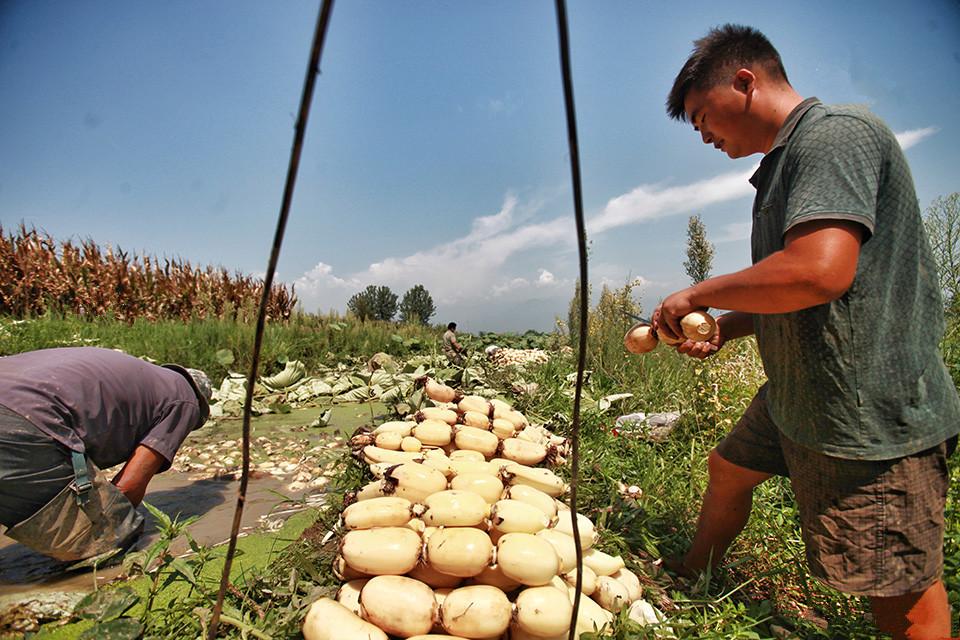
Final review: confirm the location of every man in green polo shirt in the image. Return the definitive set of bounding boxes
[652,24,959,640]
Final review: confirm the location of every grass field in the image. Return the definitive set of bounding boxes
[2,314,958,639]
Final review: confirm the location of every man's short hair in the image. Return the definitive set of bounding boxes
[447,322,457,331]
[666,24,789,121]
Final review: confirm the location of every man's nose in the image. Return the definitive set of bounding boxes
[700,129,713,144]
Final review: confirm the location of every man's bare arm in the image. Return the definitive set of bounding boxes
[112,444,166,506]
[658,219,864,338]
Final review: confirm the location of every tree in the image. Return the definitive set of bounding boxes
[369,285,398,321]
[347,289,373,321]
[684,214,715,284]
[923,193,960,311]
[399,284,436,324]
[347,285,398,321]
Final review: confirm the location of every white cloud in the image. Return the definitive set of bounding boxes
[292,169,756,314]
[469,194,516,239]
[295,262,355,290]
[484,94,519,117]
[292,262,360,313]
[589,167,757,234]
[292,124,935,321]
[536,269,555,286]
[715,221,753,244]
[491,277,529,297]
[896,127,937,150]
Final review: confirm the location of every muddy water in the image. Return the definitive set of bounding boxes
[0,403,382,598]
[0,472,290,597]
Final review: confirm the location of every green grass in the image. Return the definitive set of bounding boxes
[32,510,321,640]
[9,315,959,638]
[496,337,959,638]
[0,313,446,382]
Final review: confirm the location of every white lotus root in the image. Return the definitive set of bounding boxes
[421,377,460,404]
[359,575,437,637]
[514,585,573,637]
[454,425,500,457]
[439,585,512,638]
[424,527,494,578]
[322,388,666,639]
[340,527,422,575]
[656,326,685,346]
[413,420,453,446]
[342,496,414,530]
[647,310,718,350]
[302,598,387,640]
[335,579,367,616]
[681,310,717,341]
[421,490,489,527]
[624,322,658,354]
[458,394,494,417]
[416,406,458,425]
[450,472,504,503]
[489,499,550,535]
[496,532,559,586]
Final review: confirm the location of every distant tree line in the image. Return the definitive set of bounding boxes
[348,283,436,324]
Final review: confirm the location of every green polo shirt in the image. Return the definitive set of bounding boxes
[750,97,960,460]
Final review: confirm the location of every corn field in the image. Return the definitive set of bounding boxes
[0,224,296,322]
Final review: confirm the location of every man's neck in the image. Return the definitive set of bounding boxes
[760,87,805,153]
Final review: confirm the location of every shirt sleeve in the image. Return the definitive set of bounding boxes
[140,400,199,472]
[782,114,884,237]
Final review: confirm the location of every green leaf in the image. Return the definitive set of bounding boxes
[379,386,401,404]
[141,501,171,530]
[409,389,423,408]
[185,531,202,554]
[79,617,143,640]
[338,386,372,402]
[369,369,394,387]
[142,538,171,572]
[169,557,198,586]
[74,587,140,621]
[121,549,149,575]
[215,348,235,366]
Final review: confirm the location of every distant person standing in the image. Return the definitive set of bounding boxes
[442,322,465,366]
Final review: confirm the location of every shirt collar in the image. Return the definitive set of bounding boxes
[769,96,821,153]
[750,97,821,187]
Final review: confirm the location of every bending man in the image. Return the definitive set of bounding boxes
[0,346,212,561]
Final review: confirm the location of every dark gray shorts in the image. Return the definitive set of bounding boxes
[716,388,957,597]
[0,404,74,529]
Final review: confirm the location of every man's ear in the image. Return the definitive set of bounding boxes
[733,68,755,95]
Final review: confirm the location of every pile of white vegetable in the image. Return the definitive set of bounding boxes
[488,348,551,369]
[303,378,666,639]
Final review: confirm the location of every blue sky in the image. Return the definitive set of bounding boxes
[1,1,958,332]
